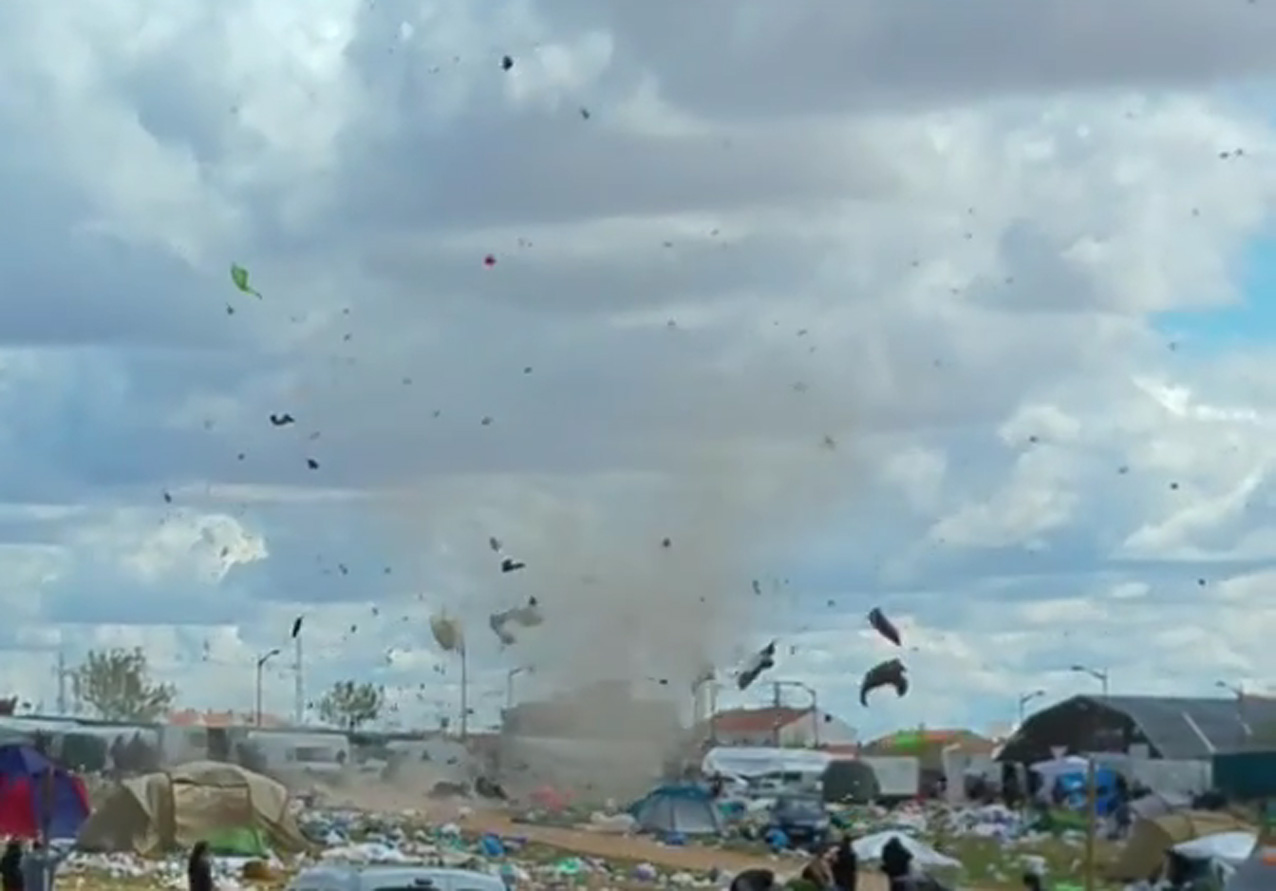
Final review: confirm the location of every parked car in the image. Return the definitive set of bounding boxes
[768,795,831,850]
[287,865,508,891]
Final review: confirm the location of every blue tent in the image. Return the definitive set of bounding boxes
[0,744,89,840]
[1055,767,1119,815]
[630,784,723,836]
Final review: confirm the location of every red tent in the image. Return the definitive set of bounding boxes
[0,745,89,839]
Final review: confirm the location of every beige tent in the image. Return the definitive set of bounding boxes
[78,761,310,856]
[1109,809,1253,880]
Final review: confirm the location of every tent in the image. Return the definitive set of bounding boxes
[1174,831,1257,870]
[78,761,310,857]
[630,784,723,836]
[1224,843,1276,891]
[822,760,880,804]
[1109,810,1253,881]
[852,832,961,870]
[0,744,89,840]
[702,747,830,780]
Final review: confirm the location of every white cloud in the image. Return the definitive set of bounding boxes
[0,0,1272,739]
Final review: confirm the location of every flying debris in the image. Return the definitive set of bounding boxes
[430,613,464,653]
[751,579,762,596]
[501,55,514,71]
[489,596,544,646]
[270,413,295,427]
[306,458,320,470]
[488,537,525,573]
[867,607,901,647]
[860,658,908,706]
[291,617,303,639]
[229,263,262,298]
[737,641,777,691]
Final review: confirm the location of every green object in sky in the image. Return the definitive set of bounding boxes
[230,263,262,298]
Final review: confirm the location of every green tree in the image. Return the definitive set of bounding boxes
[72,647,176,722]
[318,680,384,730]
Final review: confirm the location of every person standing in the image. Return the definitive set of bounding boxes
[187,841,214,891]
[19,840,68,891]
[830,835,858,891]
[1,840,23,891]
[879,836,914,891]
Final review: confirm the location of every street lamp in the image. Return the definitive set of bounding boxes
[772,680,821,747]
[1216,680,1250,746]
[1017,689,1046,724]
[255,648,281,727]
[691,673,721,743]
[506,666,532,711]
[1070,664,1109,696]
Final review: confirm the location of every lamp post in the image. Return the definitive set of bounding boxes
[691,672,720,744]
[459,644,469,742]
[506,666,531,711]
[1070,664,1109,696]
[1216,680,1249,746]
[771,680,821,747]
[1017,689,1046,725]
[255,648,281,727]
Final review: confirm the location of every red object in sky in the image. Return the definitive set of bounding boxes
[483,254,496,267]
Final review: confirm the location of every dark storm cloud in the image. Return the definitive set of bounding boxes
[526,0,1276,119]
[330,114,893,234]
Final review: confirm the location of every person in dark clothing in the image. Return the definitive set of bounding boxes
[187,842,213,891]
[1,840,23,891]
[830,835,858,891]
[729,869,776,891]
[879,836,913,891]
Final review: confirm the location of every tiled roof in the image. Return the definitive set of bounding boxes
[712,707,811,733]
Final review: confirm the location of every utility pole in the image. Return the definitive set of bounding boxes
[460,644,469,741]
[255,649,280,727]
[55,651,67,716]
[293,634,304,725]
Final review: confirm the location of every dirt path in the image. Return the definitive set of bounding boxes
[458,812,892,891]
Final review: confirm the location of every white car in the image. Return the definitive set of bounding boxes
[288,865,509,891]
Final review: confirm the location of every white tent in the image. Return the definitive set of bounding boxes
[1174,831,1257,869]
[852,832,961,870]
[702,746,830,779]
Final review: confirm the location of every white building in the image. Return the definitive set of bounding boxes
[707,706,857,748]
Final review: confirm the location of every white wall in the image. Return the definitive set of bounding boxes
[714,710,857,747]
[778,710,857,747]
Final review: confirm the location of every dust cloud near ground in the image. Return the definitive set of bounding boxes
[386,340,866,798]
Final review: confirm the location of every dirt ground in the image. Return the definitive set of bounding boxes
[458,811,893,891]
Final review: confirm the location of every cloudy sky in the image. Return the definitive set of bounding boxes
[2,0,1276,741]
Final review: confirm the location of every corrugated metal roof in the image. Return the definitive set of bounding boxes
[1095,695,1276,759]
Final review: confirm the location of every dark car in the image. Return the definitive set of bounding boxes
[768,796,831,850]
